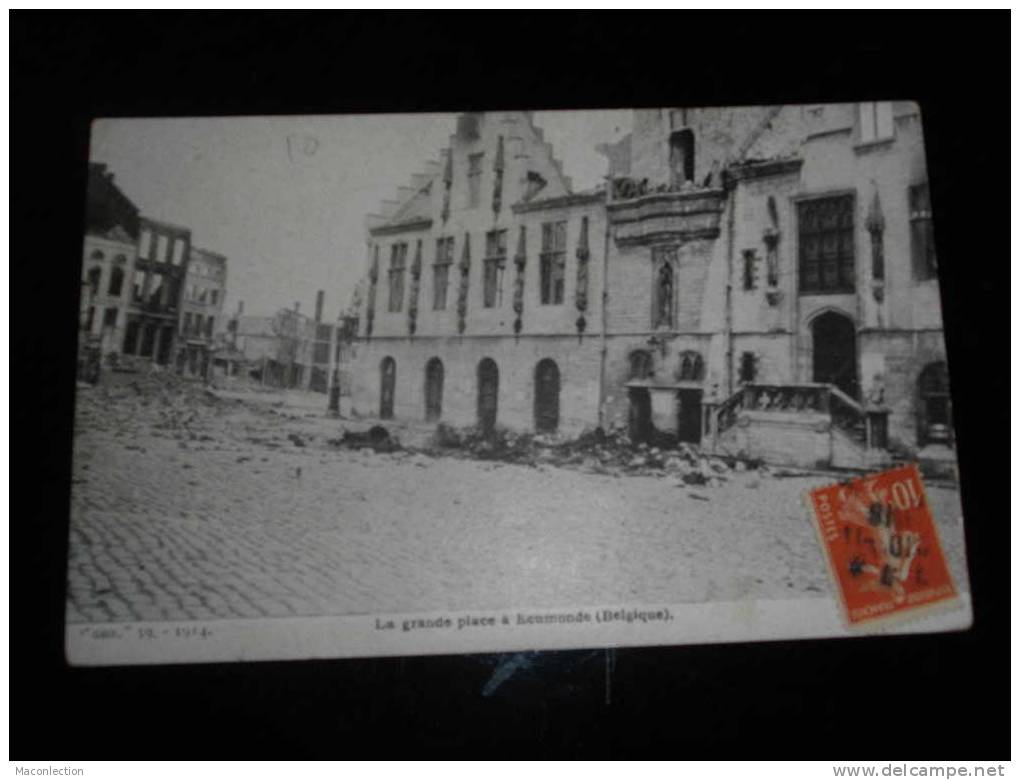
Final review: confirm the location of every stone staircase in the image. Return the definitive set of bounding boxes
[704,383,891,471]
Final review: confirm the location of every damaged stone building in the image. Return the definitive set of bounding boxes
[230,291,340,392]
[81,163,141,370]
[81,161,232,378]
[177,247,228,378]
[350,105,951,471]
[121,216,191,367]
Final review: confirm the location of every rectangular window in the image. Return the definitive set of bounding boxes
[156,234,170,264]
[183,312,193,335]
[193,314,203,336]
[910,183,937,280]
[798,195,855,294]
[433,237,454,310]
[133,270,148,303]
[313,341,330,364]
[859,101,894,144]
[123,319,140,354]
[388,242,408,312]
[138,229,152,259]
[166,278,179,311]
[739,352,758,384]
[205,316,214,338]
[172,238,187,265]
[483,229,507,308]
[103,307,118,328]
[140,324,157,357]
[210,289,219,305]
[467,153,483,209]
[539,221,567,305]
[148,272,166,307]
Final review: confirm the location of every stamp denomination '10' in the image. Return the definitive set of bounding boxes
[808,463,958,627]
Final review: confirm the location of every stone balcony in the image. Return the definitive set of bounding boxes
[607,180,726,246]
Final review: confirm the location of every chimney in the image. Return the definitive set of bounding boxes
[294,301,300,314]
[314,290,324,323]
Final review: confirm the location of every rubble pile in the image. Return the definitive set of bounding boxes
[419,421,761,485]
[329,425,402,454]
[76,372,809,486]
[75,371,266,443]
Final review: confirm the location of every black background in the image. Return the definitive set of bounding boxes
[11,13,1009,758]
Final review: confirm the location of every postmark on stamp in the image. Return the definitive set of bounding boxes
[807,463,959,628]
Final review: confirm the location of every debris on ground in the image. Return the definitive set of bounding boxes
[75,370,803,486]
[330,425,402,453]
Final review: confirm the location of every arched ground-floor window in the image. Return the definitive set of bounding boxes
[534,358,560,433]
[477,358,499,432]
[424,357,444,422]
[379,357,396,419]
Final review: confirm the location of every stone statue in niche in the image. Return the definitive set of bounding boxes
[865,185,886,306]
[656,262,673,329]
[763,195,782,307]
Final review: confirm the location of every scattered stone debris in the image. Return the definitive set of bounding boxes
[410,422,761,486]
[330,425,402,453]
[77,370,815,486]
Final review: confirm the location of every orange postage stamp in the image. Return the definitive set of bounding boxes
[807,463,959,628]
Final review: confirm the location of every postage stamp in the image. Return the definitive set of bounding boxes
[807,463,960,628]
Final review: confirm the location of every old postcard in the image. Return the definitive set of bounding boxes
[68,103,971,666]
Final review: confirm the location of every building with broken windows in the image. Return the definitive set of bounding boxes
[177,247,228,378]
[349,105,952,471]
[81,164,141,371]
[231,291,339,392]
[121,217,192,367]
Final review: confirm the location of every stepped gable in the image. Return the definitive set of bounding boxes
[521,114,573,198]
[366,111,579,234]
[366,151,445,234]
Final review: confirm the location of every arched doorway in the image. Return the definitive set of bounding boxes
[534,358,561,433]
[477,358,499,433]
[424,357,444,422]
[379,357,396,419]
[811,311,858,399]
[918,361,951,446]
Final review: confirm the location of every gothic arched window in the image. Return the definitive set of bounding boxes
[629,350,653,380]
[678,351,704,381]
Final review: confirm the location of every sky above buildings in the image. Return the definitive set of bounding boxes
[90,109,632,322]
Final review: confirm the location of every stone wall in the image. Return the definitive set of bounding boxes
[351,334,602,436]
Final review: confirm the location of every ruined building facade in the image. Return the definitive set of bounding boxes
[349,106,951,470]
[81,162,231,378]
[81,164,141,367]
[177,247,228,378]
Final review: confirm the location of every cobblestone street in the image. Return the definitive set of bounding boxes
[67,376,970,625]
